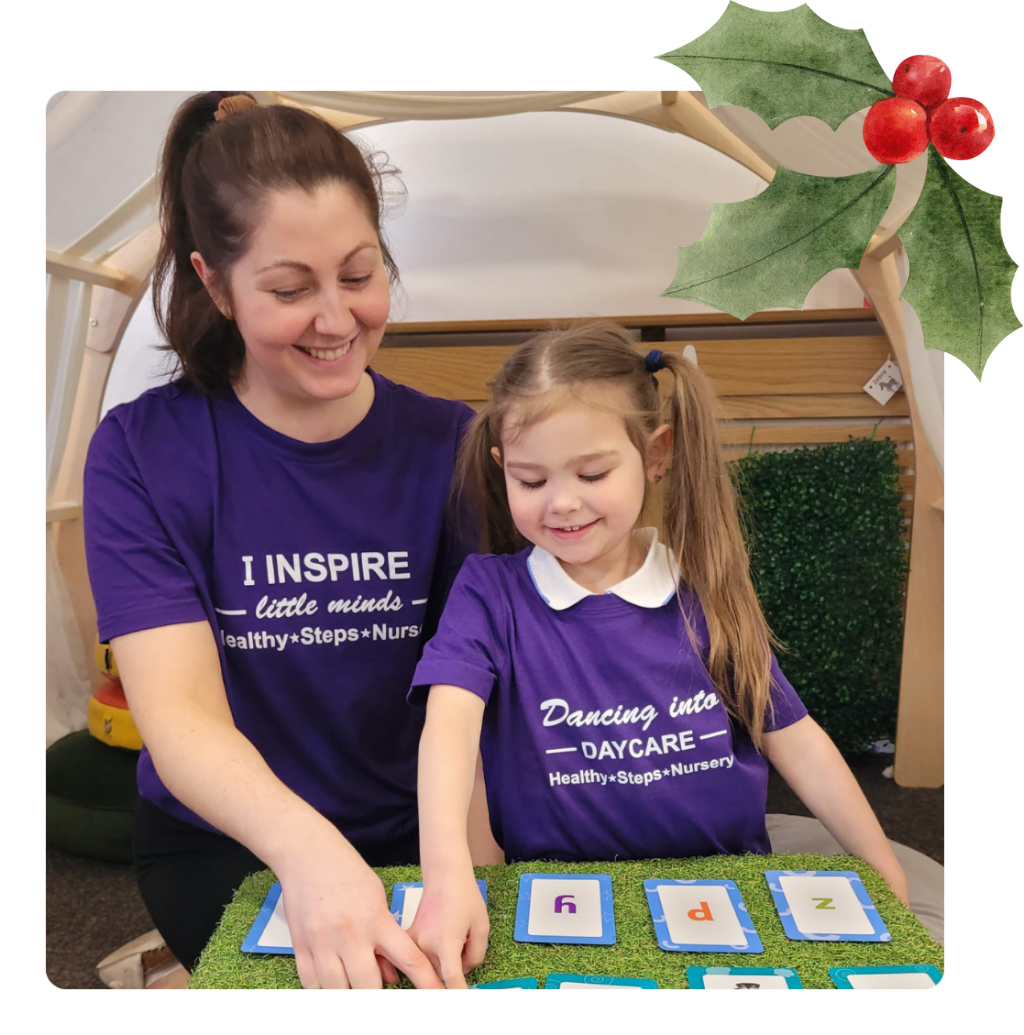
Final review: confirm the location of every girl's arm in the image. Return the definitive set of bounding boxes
[762,715,910,905]
[112,621,445,989]
[468,750,506,866]
[409,684,491,988]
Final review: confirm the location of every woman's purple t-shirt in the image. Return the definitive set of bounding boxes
[411,548,807,863]
[84,369,474,852]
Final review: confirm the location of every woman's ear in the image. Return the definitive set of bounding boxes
[190,252,233,319]
[489,446,504,469]
[647,424,672,481]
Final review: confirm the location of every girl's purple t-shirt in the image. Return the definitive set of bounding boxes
[411,551,807,863]
[84,369,474,852]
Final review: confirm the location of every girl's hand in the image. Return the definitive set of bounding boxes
[276,833,445,990]
[408,874,490,989]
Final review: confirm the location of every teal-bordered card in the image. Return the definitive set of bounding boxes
[241,882,292,955]
[474,977,539,989]
[688,966,803,989]
[514,873,615,945]
[644,879,763,953]
[389,879,487,930]
[544,973,657,989]
[830,965,942,989]
[764,870,891,942]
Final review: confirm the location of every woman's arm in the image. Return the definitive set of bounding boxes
[762,715,910,905]
[112,621,445,989]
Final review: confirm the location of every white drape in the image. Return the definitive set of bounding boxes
[46,526,92,747]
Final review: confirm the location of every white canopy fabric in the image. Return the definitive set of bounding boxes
[46,91,944,745]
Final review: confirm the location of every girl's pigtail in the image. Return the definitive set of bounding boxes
[455,408,525,556]
[659,353,775,749]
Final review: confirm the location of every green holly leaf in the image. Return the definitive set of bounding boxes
[663,164,896,320]
[657,2,892,130]
[899,146,1020,379]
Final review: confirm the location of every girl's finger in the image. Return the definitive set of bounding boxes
[342,950,384,990]
[439,941,469,989]
[378,927,446,989]
[462,920,489,972]
[377,954,400,985]
[294,947,320,990]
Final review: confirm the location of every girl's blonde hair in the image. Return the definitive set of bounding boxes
[457,321,777,748]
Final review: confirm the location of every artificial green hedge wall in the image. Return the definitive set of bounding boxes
[732,437,908,753]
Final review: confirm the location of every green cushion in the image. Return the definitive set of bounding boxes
[46,729,139,864]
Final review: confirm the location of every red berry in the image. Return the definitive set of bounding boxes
[928,97,995,160]
[892,55,951,108]
[862,97,929,164]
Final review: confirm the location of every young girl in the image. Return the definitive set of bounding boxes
[407,322,909,987]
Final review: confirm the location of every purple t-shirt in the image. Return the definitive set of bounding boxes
[84,368,474,852]
[411,549,807,863]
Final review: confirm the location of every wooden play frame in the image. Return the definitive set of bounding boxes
[45,91,943,787]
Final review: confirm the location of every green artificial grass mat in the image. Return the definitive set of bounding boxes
[192,853,942,989]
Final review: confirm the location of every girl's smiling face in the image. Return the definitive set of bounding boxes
[194,181,391,412]
[494,391,669,590]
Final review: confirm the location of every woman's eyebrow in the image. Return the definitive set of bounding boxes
[255,242,378,275]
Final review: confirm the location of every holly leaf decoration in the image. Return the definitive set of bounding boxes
[663,163,896,319]
[899,146,1020,379]
[656,3,1019,372]
[657,2,892,130]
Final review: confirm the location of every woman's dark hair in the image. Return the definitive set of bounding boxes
[153,92,399,391]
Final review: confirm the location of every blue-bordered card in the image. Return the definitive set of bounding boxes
[545,973,657,989]
[644,879,763,953]
[473,977,540,989]
[688,966,802,989]
[830,965,942,989]
[390,879,487,930]
[764,870,891,942]
[241,883,293,955]
[513,873,615,945]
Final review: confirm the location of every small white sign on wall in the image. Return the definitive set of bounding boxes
[863,358,905,405]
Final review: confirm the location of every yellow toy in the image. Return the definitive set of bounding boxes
[87,678,142,751]
[94,638,120,680]
[88,639,141,749]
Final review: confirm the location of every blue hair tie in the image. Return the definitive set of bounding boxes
[645,349,665,374]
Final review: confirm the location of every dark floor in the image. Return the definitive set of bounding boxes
[46,751,941,989]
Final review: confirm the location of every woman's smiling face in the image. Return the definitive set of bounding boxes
[211,180,391,409]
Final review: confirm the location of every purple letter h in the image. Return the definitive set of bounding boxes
[554,895,577,914]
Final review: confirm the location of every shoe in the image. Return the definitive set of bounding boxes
[97,929,181,989]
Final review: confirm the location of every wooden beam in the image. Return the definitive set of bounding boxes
[384,307,878,336]
[856,251,944,788]
[564,91,776,184]
[47,502,82,524]
[52,224,160,679]
[46,250,132,293]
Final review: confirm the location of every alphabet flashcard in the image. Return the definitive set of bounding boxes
[390,880,488,930]
[764,870,891,942]
[242,878,490,953]
[514,873,616,945]
[474,978,540,989]
[545,973,658,989]
[830,965,942,989]
[687,966,802,989]
[644,879,763,953]
[241,882,293,954]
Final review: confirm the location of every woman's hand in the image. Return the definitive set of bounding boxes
[408,873,490,989]
[277,830,446,990]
